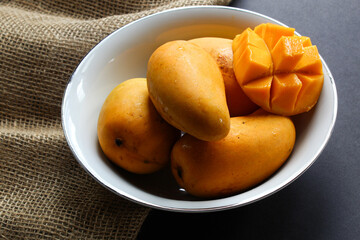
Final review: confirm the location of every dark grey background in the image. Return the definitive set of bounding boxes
[137,0,360,239]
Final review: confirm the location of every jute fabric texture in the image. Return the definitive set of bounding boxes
[0,0,231,239]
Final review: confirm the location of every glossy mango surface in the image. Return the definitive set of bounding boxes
[233,23,324,116]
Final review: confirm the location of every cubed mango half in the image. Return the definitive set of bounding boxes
[232,23,324,116]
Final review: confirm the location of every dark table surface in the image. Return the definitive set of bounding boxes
[137,0,360,239]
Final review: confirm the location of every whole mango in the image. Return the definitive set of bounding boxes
[97,78,180,174]
[147,40,230,141]
[189,37,258,117]
[171,109,296,198]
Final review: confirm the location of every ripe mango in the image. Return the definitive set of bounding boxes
[171,109,296,198]
[233,23,324,116]
[189,37,258,117]
[147,40,230,141]
[97,78,180,174]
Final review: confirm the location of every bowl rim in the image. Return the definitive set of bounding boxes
[61,5,338,212]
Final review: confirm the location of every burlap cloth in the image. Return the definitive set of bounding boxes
[0,0,231,239]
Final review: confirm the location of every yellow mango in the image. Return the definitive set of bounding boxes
[97,78,181,174]
[189,37,258,117]
[147,40,230,141]
[171,109,296,198]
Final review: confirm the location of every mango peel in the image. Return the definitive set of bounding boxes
[171,109,296,198]
[147,40,231,141]
[188,37,259,117]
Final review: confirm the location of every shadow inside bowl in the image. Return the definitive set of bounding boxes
[95,142,201,201]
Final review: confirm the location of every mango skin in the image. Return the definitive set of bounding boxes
[189,37,258,117]
[171,109,296,198]
[147,40,230,141]
[97,78,181,174]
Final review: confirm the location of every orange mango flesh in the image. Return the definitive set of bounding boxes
[300,36,312,47]
[270,74,302,114]
[295,73,324,113]
[233,23,324,116]
[242,76,272,110]
[294,45,323,74]
[233,28,273,86]
[272,36,305,73]
[254,23,295,50]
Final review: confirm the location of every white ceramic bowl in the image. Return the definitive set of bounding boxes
[62,6,337,212]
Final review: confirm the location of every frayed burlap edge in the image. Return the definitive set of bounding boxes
[0,0,231,239]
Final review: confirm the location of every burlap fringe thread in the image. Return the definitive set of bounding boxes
[0,0,231,239]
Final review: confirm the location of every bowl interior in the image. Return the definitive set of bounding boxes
[62,6,337,212]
